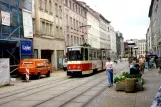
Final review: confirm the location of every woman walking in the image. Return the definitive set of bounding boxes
[106,57,114,87]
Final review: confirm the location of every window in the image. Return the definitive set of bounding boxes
[41,21,45,34]
[74,36,76,45]
[56,26,59,37]
[73,19,75,30]
[45,0,47,12]
[50,24,53,35]
[77,37,79,45]
[65,0,68,6]
[49,0,52,14]
[55,3,58,16]
[67,35,69,45]
[69,1,71,8]
[39,0,43,9]
[46,23,49,35]
[76,20,78,31]
[73,3,74,11]
[70,17,72,29]
[66,15,68,26]
[76,5,77,12]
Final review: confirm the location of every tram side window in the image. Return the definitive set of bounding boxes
[85,48,88,60]
[89,49,92,60]
[97,51,101,60]
[93,52,96,60]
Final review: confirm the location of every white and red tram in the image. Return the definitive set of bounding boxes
[67,45,108,76]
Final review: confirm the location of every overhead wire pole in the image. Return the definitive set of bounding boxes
[79,25,91,46]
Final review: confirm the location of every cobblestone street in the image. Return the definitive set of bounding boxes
[85,69,161,107]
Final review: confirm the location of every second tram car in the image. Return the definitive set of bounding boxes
[67,45,108,76]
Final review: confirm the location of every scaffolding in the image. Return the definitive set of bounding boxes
[0,0,32,75]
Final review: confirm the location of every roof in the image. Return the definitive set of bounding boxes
[99,14,111,24]
[148,0,154,17]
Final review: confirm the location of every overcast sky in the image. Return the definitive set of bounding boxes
[81,0,151,40]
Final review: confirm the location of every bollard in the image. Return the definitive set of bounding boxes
[25,67,29,82]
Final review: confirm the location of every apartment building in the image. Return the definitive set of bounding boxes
[138,39,146,56]
[33,0,65,70]
[109,25,117,59]
[64,0,87,53]
[148,0,161,56]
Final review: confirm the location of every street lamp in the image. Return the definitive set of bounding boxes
[127,40,135,63]
[134,46,138,58]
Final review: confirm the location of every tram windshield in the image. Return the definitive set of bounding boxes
[68,48,83,61]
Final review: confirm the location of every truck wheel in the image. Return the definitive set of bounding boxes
[36,72,41,79]
[21,76,26,80]
[46,71,51,77]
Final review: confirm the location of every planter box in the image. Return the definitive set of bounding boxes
[125,78,136,93]
[136,79,144,91]
[115,82,125,91]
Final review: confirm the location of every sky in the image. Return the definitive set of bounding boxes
[81,0,151,40]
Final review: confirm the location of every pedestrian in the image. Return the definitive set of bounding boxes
[151,86,161,107]
[139,55,145,74]
[106,57,114,87]
[145,55,150,69]
[154,55,158,68]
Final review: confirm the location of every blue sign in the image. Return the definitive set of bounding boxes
[21,40,33,55]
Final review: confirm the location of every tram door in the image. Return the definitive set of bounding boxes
[101,50,107,70]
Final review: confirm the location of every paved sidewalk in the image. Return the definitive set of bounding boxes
[86,69,161,107]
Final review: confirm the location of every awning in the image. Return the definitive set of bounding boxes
[0,40,18,49]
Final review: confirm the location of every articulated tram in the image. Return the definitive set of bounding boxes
[67,45,109,76]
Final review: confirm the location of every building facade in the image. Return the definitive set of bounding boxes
[109,25,117,59]
[138,39,146,56]
[146,25,152,54]
[85,6,100,49]
[64,0,87,53]
[148,0,161,56]
[34,0,65,70]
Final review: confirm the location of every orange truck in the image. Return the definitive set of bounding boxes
[18,59,52,80]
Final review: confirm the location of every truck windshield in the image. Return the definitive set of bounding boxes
[68,48,83,61]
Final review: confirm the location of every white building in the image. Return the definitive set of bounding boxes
[99,14,111,51]
[138,39,146,56]
[85,7,100,49]
[109,25,117,59]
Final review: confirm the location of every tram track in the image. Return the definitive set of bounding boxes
[0,71,106,106]
[0,76,69,98]
[33,72,107,107]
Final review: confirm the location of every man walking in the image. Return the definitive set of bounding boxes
[106,57,114,87]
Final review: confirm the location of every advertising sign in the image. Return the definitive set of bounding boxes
[21,40,33,55]
[1,11,10,26]
[22,9,33,38]
[0,58,10,86]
